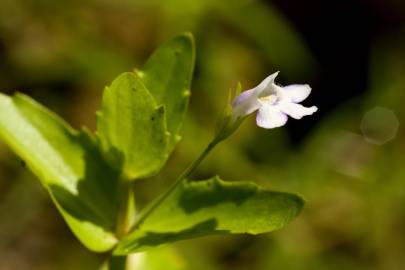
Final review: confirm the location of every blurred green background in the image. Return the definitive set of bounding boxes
[1,0,405,269]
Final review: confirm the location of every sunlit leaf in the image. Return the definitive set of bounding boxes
[97,72,169,180]
[0,93,119,252]
[114,177,304,254]
[139,33,195,152]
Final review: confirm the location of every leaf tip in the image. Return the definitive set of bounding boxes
[180,31,194,42]
[174,32,195,56]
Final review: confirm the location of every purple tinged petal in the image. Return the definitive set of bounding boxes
[232,88,255,107]
[232,89,261,117]
[231,71,280,118]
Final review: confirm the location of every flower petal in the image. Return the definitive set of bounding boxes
[256,103,288,129]
[232,88,261,117]
[282,84,312,103]
[232,71,280,118]
[280,102,318,119]
[254,71,279,94]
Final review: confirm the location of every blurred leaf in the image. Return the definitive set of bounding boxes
[0,172,45,248]
[139,33,195,152]
[97,72,169,179]
[0,93,120,252]
[131,246,187,270]
[114,177,304,254]
[367,36,405,116]
[101,246,187,270]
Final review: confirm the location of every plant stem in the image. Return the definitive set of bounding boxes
[116,179,136,238]
[107,255,128,270]
[129,139,220,232]
[111,179,136,270]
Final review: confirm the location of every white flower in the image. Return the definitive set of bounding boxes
[232,72,318,129]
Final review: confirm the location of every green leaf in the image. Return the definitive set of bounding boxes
[0,93,120,252]
[97,72,169,179]
[138,33,195,152]
[96,34,195,180]
[114,177,304,254]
